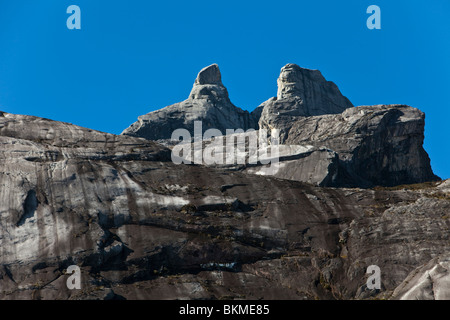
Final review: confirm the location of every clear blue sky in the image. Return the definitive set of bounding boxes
[0,0,449,179]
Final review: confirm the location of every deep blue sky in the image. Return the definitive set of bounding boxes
[0,0,449,179]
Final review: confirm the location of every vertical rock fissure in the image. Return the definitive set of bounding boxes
[16,190,39,227]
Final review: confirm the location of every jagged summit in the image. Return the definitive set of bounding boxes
[257,63,354,141]
[194,63,222,85]
[188,64,230,101]
[277,63,326,99]
[122,63,355,141]
[0,63,446,300]
[259,63,353,124]
[122,64,256,140]
[121,63,438,188]
[0,110,446,300]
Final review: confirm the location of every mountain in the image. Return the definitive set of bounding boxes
[122,64,257,140]
[0,111,448,299]
[131,63,438,188]
[0,62,446,300]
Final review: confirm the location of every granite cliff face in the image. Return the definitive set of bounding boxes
[391,253,450,300]
[0,111,448,300]
[258,63,354,140]
[255,65,438,187]
[132,63,438,188]
[280,104,439,187]
[0,63,446,300]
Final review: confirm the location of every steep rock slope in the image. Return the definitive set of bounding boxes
[122,64,438,188]
[282,104,439,187]
[0,112,448,300]
[255,65,437,187]
[391,253,450,300]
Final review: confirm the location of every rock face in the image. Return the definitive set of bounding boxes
[0,111,448,300]
[258,64,353,140]
[276,64,352,109]
[281,104,439,187]
[173,133,341,187]
[255,65,438,187]
[122,63,438,188]
[391,254,450,300]
[122,64,257,140]
[244,146,340,187]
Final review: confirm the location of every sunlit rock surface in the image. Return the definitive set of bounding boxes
[0,112,448,299]
[391,253,450,300]
[123,64,438,188]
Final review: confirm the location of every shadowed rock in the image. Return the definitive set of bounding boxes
[281,104,440,187]
[0,111,448,300]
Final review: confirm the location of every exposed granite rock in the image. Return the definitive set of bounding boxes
[122,63,437,188]
[348,193,450,299]
[122,64,257,140]
[276,64,352,109]
[258,63,354,138]
[391,253,450,300]
[168,104,438,188]
[243,147,340,187]
[0,112,448,300]
[282,104,439,187]
[437,179,450,193]
[171,131,341,187]
[254,65,437,187]
[0,111,170,162]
